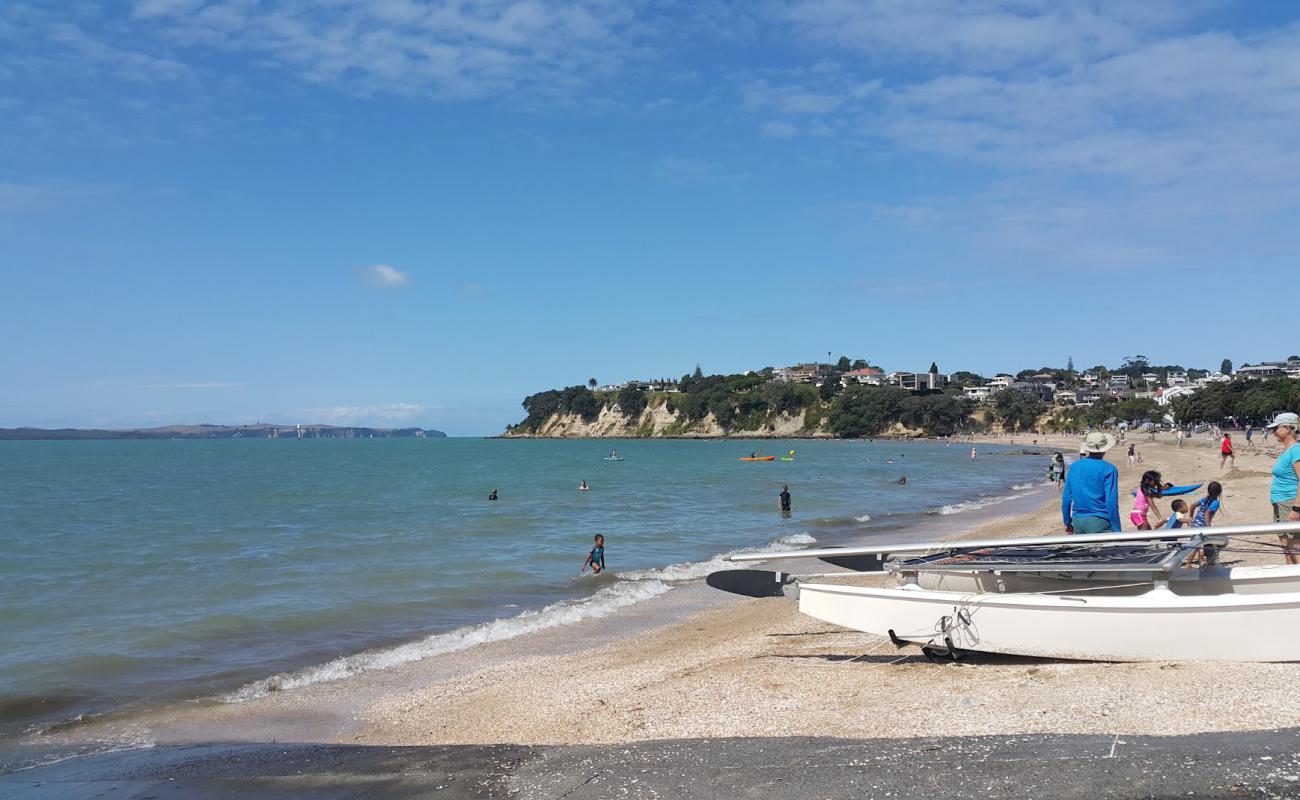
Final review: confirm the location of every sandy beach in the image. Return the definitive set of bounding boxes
[15,429,1297,770]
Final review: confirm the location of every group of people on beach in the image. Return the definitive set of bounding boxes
[1060,413,1300,556]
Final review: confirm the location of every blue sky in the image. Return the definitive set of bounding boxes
[2,1,1297,435]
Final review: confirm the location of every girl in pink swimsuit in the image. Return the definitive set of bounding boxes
[1131,470,1166,530]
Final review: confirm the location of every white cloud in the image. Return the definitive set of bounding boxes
[738,2,1300,267]
[299,402,429,425]
[127,0,643,101]
[360,263,410,287]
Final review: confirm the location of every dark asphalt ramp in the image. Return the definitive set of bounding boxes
[4,729,1300,799]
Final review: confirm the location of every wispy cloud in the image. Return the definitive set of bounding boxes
[739,2,1300,268]
[141,381,244,390]
[298,402,430,425]
[0,180,111,213]
[359,263,410,288]
[126,0,644,101]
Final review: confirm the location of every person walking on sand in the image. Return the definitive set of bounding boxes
[779,485,791,513]
[1049,453,1065,492]
[581,534,606,575]
[1127,442,1136,467]
[1265,413,1300,563]
[1062,432,1122,534]
[1176,428,1185,448]
[1220,433,1235,470]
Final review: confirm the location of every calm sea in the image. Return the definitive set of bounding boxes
[0,437,1047,735]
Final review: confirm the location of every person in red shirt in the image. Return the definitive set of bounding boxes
[1220,433,1235,470]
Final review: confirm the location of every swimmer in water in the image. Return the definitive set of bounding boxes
[488,489,498,501]
[579,480,589,491]
[898,476,907,485]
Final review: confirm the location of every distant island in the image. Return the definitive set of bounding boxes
[0,424,446,441]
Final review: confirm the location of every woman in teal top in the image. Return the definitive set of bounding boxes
[1265,412,1300,563]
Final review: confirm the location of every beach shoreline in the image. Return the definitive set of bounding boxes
[6,431,1296,773]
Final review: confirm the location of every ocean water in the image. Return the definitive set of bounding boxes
[0,438,1048,735]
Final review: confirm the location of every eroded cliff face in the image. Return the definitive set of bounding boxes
[504,399,831,438]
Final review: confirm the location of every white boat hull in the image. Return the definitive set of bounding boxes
[799,573,1300,662]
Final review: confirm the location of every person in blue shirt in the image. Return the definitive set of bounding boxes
[1062,431,1122,533]
[1265,412,1300,563]
[582,534,606,575]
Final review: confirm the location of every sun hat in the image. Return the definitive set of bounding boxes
[1265,412,1300,430]
[1081,431,1116,453]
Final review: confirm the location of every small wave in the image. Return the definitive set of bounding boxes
[854,514,872,523]
[1010,483,1036,491]
[223,531,817,702]
[932,495,1019,515]
[617,532,817,582]
[224,579,672,702]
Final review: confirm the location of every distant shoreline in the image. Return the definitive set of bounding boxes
[0,424,445,441]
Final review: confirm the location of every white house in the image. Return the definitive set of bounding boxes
[988,374,1014,390]
[841,367,885,386]
[1157,386,1197,406]
[964,385,993,402]
[1055,389,1078,405]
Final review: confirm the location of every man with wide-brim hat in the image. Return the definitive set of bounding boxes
[1062,431,1122,533]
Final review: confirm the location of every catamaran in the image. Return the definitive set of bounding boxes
[723,522,1300,662]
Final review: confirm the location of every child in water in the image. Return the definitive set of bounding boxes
[582,534,605,575]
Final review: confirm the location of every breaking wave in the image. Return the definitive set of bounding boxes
[223,531,818,702]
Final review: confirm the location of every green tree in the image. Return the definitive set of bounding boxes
[764,381,802,415]
[829,386,909,437]
[1221,358,1233,375]
[992,390,1046,432]
[693,364,704,379]
[836,355,852,371]
[851,359,869,371]
[588,377,597,389]
[616,385,647,419]
[819,376,843,401]
[519,389,562,431]
[899,394,971,436]
[561,385,602,422]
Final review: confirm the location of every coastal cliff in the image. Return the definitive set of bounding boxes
[505,395,832,438]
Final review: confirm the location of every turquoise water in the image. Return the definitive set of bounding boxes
[0,438,1047,734]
